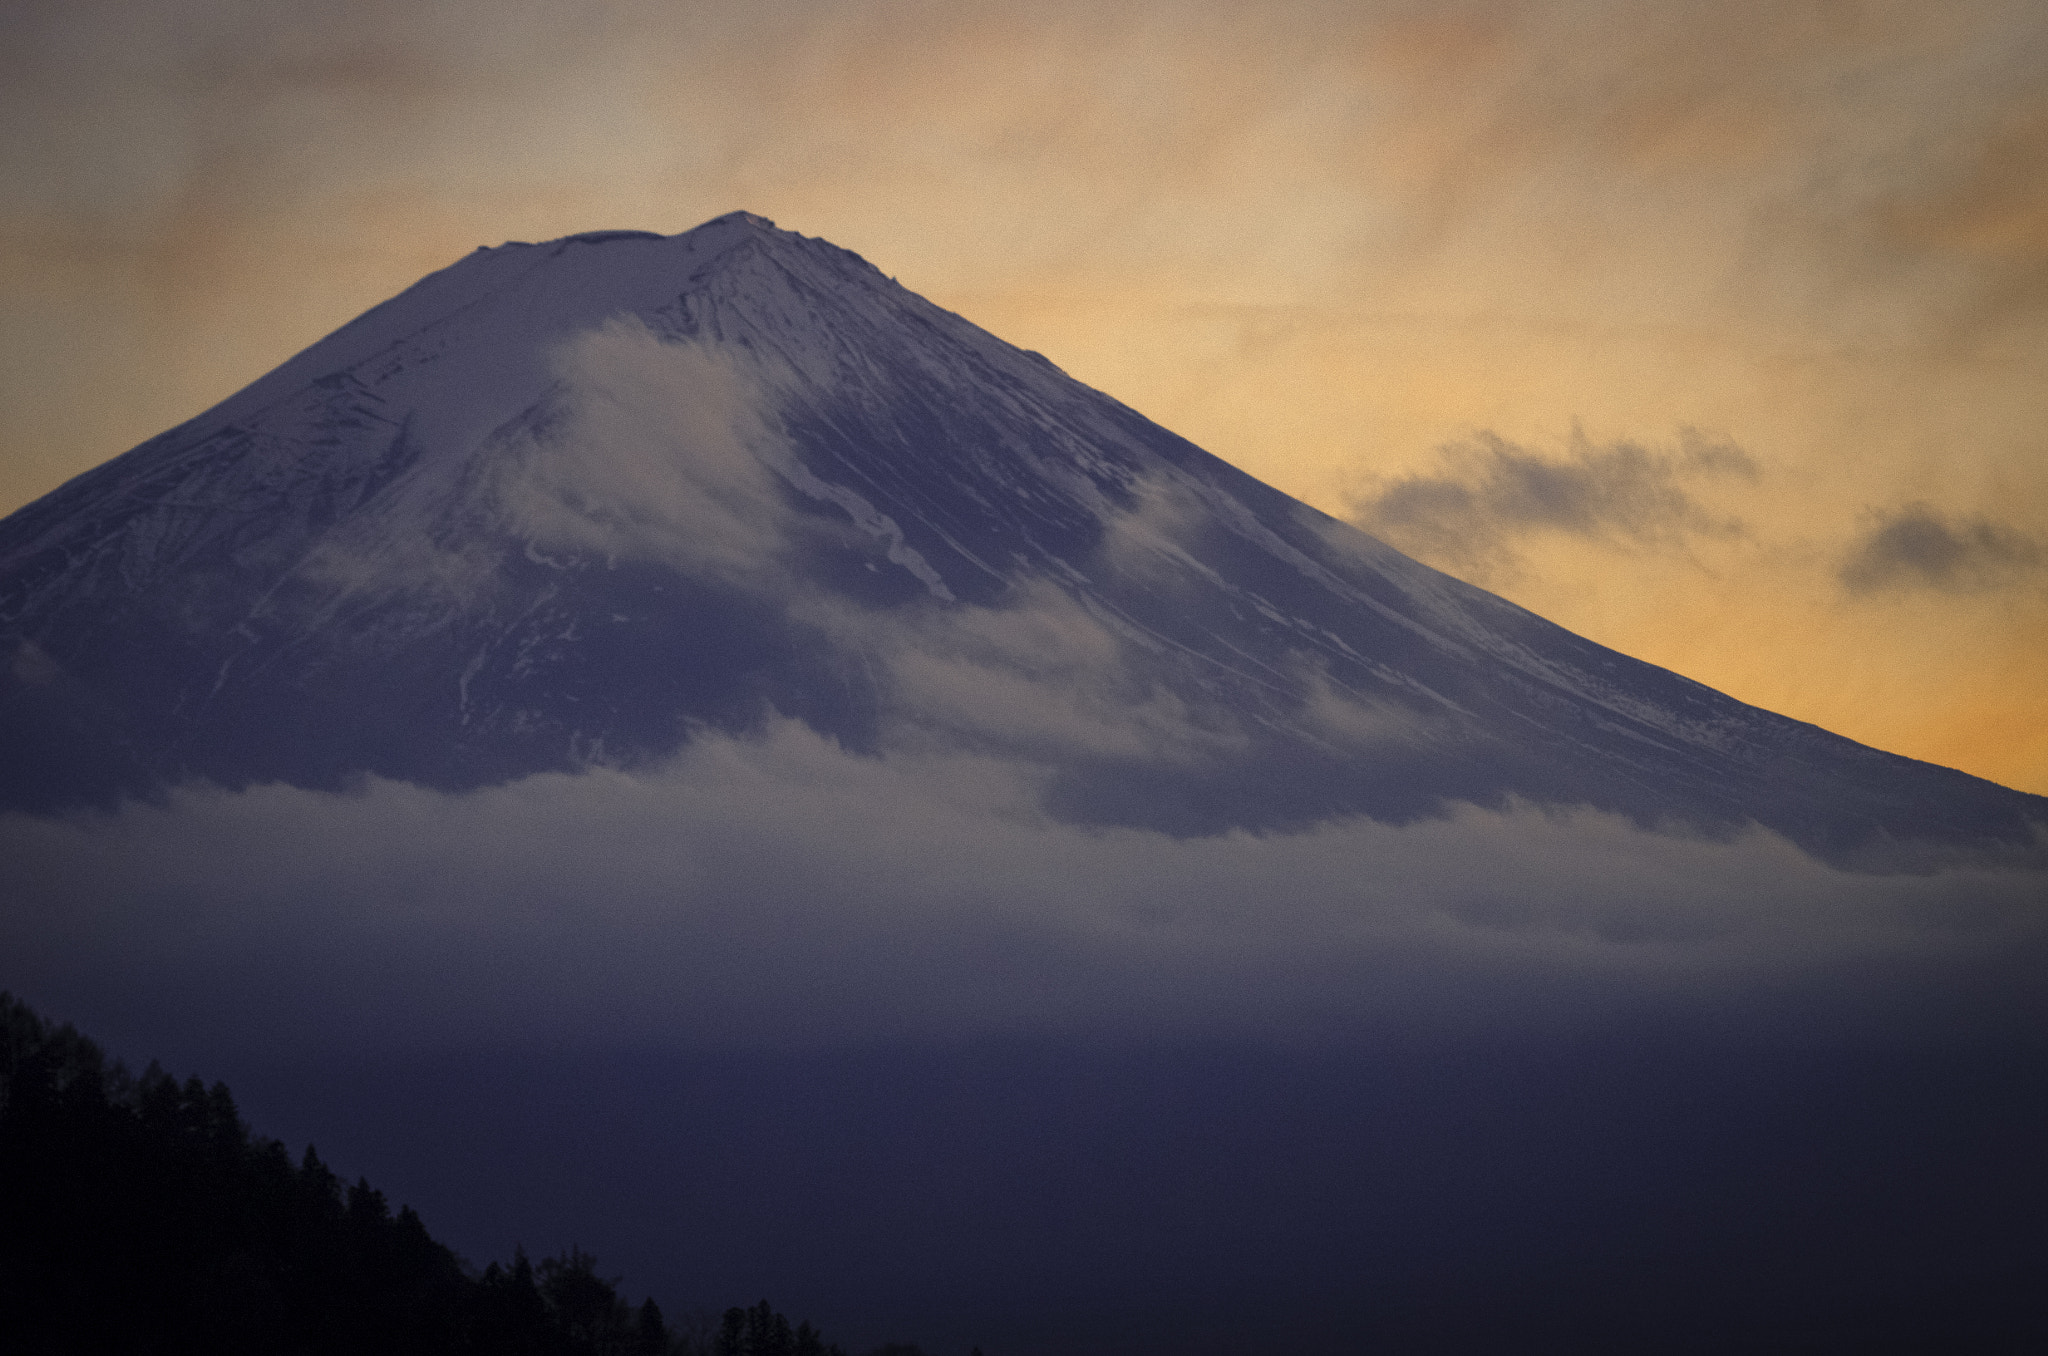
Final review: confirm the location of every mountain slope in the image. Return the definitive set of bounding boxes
[1,212,2040,861]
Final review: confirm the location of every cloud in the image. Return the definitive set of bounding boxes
[830,581,1245,765]
[284,316,956,621]
[1839,502,2047,596]
[496,319,798,586]
[3,720,2041,1060]
[497,321,1230,764]
[1345,426,1758,582]
[288,314,1250,772]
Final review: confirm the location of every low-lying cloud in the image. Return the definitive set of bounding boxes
[5,721,2041,1059]
[1840,501,2047,596]
[1347,427,1758,582]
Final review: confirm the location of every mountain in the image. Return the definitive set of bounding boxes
[1,211,2040,862]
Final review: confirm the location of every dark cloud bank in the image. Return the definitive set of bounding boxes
[6,727,2046,1352]
[1347,426,1757,580]
[1841,501,2047,596]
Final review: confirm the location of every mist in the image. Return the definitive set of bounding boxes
[6,716,2043,1060]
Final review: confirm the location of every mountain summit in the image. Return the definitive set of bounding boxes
[1,212,2040,860]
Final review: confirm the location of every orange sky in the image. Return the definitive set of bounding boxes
[4,0,2045,793]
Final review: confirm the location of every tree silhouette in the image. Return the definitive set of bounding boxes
[2,991,909,1356]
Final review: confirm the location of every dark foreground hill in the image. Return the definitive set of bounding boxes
[0,212,2040,862]
[0,992,888,1356]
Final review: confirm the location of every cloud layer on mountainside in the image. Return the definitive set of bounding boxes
[6,731,2042,1059]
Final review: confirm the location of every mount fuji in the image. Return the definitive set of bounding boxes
[0,211,2041,861]
[7,213,2048,1354]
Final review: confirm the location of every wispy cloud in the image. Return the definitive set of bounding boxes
[498,320,799,586]
[1346,426,1757,582]
[1840,502,2047,596]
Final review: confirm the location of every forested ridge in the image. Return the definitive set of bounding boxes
[1,992,952,1356]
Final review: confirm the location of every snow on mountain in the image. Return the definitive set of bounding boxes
[1,211,2041,863]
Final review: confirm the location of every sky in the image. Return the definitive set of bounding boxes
[3,0,2046,792]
